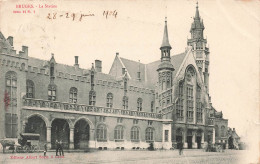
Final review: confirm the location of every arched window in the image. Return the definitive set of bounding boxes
[151,101,154,113]
[131,126,140,141]
[114,125,124,140]
[69,87,77,103]
[50,63,54,77]
[215,125,219,137]
[106,93,113,108]
[186,84,194,122]
[97,124,107,141]
[166,79,171,89]
[89,91,96,106]
[196,102,203,123]
[48,85,56,101]
[91,70,94,90]
[122,96,128,109]
[5,71,18,138]
[221,126,225,137]
[145,128,154,141]
[26,80,34,98]
[137,98,142,111]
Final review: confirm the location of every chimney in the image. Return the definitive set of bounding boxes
[22,46,28,57]
[122,68,126,75]
[74,56,79,67]
[95,60,102,72]
[7,36,13,46]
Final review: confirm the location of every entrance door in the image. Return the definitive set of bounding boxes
[197,136,201,149]
[74,119,90,149]
[51,119,70,149]
[187,136,192,149]
[176,136,182,149]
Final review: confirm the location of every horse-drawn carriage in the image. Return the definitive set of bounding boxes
[0,133,40,153]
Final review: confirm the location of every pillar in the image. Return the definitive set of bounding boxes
[183,129,187,148]
[212,128,215,144]
[46,127,51,149]
[192,131,196,148]
[69,128,74,149]
[201,132,204,143]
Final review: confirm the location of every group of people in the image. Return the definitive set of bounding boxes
[43,140,64,156]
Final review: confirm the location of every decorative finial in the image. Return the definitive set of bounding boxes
[196,1,198,8]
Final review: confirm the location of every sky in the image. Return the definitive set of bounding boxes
[0,0,259,148]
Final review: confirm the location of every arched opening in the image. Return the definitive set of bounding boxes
[196,130,202,149]
[187,129,193,149]
[25,115,46,149]
[51,119,70,149]
[176,128,183,149]
[74,119,90,149]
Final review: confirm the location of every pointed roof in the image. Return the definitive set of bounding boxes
[161,17,171,48]
[195,2,200,20]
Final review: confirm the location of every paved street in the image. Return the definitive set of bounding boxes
[0,149,248,164]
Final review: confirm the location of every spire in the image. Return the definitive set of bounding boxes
[195,2,200,20]
[161,17,171,48]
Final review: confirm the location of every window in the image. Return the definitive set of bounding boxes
[117,118,123,123]
[106,93,113,108]
[50,63,54,77]
[221,126,225,137]
[5,71,18,138]
[114,125,124,140]
[89,91,96,105]
[122,96,128,109]
[151,101,154,113]
[48,85,56,101]
[97,124,107,141]
[186,85,194,122]
[176,99,184,121]
[145,128,154,141]
[133,119,138,124]
[178,82,184,97]
[26,80,34,98]
[69,87,77,103]
[166,79,171,89]
[90,70,95,90]
[196,102,203,123]
[131,126,140,141]
[137,98,142,111]
[165,130,169,142]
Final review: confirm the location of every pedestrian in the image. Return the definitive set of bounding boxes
[179,141,183,155]
[59,140,64,156]
[43,143,47,156]
[55,140,59,156]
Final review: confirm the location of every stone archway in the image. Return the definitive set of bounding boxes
[196,129,203,149]
[74,119,90,149]
[51,119,70,149]
[25,115,47,148]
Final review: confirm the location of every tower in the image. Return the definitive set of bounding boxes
[157,18,174,109]
[187,2,210,93]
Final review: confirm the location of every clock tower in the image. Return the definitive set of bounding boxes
[187,2,210,93]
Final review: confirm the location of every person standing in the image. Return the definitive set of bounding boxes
[179,141,183,155]
[59,140,64,156]
[43,143,47,156]
[55,140,59,156]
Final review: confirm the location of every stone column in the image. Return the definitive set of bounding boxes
[192,131,196,148]
[201,132,204,143]
[183,129,187,148]
[69,128,74,149]
[46,127,52,149]
[212,128,215,144]
[89,128,96,148]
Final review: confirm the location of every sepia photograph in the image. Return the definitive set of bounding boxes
[0,0,259,163]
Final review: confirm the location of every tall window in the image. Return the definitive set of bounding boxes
[114,125,124,140]
[50,63,54,77]
[48,85,56,101]
[196,86,203,123]
[166,79,171,89]
[89,91,96,105]
[145,128,154,141]
[131,126,140,141]
[5,71,18,138]
[186,85,194,122]
[122,96,128,109]
[106,93,113,108]
[137,98,142,111]
[221,126,225,137]
[69,87,77,103]
[26,80,34,98]
[97,124,107,141]
[176,99,184,121]
[177,82,184,121]
[151,101,154,113]
[165,130,169,142]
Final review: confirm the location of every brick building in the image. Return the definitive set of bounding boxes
[0,4,231,150]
